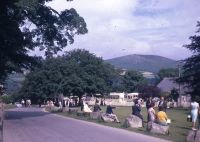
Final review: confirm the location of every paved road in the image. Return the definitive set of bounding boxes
[3,108,170,142]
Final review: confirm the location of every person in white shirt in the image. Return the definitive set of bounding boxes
[191,97,199,130]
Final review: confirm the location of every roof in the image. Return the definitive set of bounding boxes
[157,77,188,94]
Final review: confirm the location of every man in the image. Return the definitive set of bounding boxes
[106,105,120,123]
[93,100,101,112]
[132,99,144,122]
[158,97,167,112]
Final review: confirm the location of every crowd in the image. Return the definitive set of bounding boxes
[80,96,171,126]
[22,95,198,131]
[132,96,170,127]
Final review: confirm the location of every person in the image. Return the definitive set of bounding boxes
[83,102,92,113]
[106,105,120,123]
[38,99,42,108]
[158,97,167,112]
[191,97,199,130]
[198,104,200,129]
[93,100,101,112]
[58,101,62,108]
[148,102,156,122]
[21,99,25,107]
[156,106,169,126]
[80,99,84,111]
[26,99,31,107]
[146,97,152,110]
[132,99,143,122]
[146,97,152,121]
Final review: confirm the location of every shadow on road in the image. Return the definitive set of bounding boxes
[5,109,50,120]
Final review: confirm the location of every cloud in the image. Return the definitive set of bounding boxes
[44,0,200,60]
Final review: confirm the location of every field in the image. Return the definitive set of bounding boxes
[54,106,192,142]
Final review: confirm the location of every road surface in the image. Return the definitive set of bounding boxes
[3,108,170,142]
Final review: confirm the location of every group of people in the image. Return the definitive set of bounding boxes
[81,100,120,123]
[21,99,31,107]
[80,97,171,125]
[132,97,170,126]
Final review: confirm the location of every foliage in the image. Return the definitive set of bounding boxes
[138,85,161,98]
[0,0,87,81]
[0,95,14,104]
[158,68,179,81]
[123,70,146,93]
[180,21,200,98]
[170,88,179,102]
[19,49,116,102]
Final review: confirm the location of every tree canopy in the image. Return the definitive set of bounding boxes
[18,49,116,102]
[158,68,179,81]
[0,0,87,81]
[180,21,200,98]
[123,70,146,93]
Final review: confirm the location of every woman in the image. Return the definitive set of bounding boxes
[156,106,169,126]
[191,97,199,130]
[83,102,92,113]
[148,102,156,122]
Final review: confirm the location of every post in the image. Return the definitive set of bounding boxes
[178,63,182,107]
[0,84,4,142]
[0,102,4,142]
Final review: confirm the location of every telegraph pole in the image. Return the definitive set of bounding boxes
[178,63,182,106]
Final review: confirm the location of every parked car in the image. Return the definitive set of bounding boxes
[15,102,22,108]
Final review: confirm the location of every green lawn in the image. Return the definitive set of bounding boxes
[52,106,191,142]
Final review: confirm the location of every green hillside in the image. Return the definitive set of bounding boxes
[106,54,177,73]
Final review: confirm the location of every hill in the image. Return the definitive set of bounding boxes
[106,54,177,73]
[4,73,25,94]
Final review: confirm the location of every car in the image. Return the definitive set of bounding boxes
[15,102,22,108]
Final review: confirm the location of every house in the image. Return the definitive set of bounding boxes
[157,77,187,95]
[157,77,191,107]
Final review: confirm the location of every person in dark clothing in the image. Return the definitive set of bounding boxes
[105,105,120,123]
[106,105,113,114]
[146,97,152,121]
[146,97,152,110]
[79,99,84,111]
[62,100,66,107]
[132,99,144,123]
[93,100,102,112]
[158,97,167,112]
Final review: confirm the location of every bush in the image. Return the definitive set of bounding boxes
[0,95,14,104]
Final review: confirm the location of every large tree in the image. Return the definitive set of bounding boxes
[158,68,179,81]
[123,70,146,93]
[180,21,200,98]
[0,0,87,81]
[19,49,116,103]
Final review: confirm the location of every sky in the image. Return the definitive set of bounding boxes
[44,0,200,60]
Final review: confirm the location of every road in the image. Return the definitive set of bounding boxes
[3,108,170,142]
